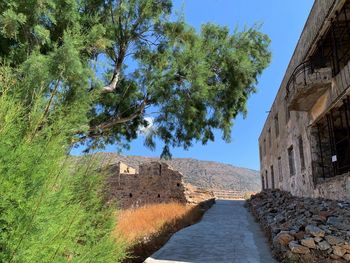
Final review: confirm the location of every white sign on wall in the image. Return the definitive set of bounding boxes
[332,155,337,162]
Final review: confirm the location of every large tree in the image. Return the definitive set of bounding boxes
[0,0,271,158]
[0,1,128,261]
[0,0,270,261]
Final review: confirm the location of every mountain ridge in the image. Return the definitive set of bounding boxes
[91,152,261,192]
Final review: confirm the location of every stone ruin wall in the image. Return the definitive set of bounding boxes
[118,162,136,174]
[106,162,213,209]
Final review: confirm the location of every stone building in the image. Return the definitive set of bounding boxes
[116,161,136,174]
[259,0,350,201]
[106,161,213,209]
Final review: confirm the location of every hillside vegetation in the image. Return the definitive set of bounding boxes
[93,153,261,192]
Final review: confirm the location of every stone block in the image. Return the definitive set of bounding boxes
[325,235,345,246]
[333,246,346,257]
[273,231,294,246]
[289,241,310,254]
[318,240,331,251]
[301,237,316,249]
[306,224,325,237]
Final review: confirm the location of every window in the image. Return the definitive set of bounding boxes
[263,139,266,155]
[288,146,295,176]
[265,170,269,189]
[285,98,290,123]
[268,128,271,147]
[274,114,279,137]
[299,136,305,170]
[259,145,263,160]
[312,97,350,180]
[271,165,275,189]
[261,174,265,190]
[278,157,283,182]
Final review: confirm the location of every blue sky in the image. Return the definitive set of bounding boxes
[73,0,314,171]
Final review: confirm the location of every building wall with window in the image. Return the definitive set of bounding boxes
[259,0,350,201]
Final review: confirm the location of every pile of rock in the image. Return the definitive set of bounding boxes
[247,190,350,263]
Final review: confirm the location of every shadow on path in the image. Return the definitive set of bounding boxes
[144,200,277,263]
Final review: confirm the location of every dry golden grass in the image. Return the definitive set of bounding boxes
[114,202,196,244]
[113,200,214,263]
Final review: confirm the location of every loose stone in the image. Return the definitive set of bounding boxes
[289,241,310,254]
[325,235,345,245]
[333,246,347,257]
[247,190,350,263]
[318,240,331,251]
[301,237,316,249]
[343,253,350,261]
[314,236,323,243]
[273,231,294,246]
[305,225,325,237]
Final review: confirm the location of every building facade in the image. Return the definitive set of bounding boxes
[259,0,350,201]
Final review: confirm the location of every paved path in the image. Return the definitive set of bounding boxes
[145,200,277,263]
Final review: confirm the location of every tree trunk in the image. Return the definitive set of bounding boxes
[102,45,126,93]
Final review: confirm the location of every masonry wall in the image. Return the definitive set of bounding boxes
[106,162,189,209]
[259,0,350,201]
[118,162,136,174]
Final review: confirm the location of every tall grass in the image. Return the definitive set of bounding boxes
[0,64,126,262]
[114,202,209,263]
[115,203,196,244]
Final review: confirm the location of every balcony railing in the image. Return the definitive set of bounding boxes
[286,60,332,111]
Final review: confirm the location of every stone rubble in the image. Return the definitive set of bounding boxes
[247,190,350,263]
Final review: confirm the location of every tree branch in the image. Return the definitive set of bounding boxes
[102,43,126,93]
[90,97,148,132]
[43,79,61,118]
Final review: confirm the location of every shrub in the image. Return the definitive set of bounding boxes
[0,64,126,262]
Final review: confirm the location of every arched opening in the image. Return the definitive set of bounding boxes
[129,193,133,198]
[157,194,160,198]
[176,183,180,187]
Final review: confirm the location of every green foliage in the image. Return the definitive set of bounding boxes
[0,0,271,157]
[0,63,126,262]
[0,0,126,257]
[82,1,271,156]
[0,9,26,39]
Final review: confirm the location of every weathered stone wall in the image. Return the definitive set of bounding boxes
[314,173,350,201]
[259,0,350,201]
[106,162,186,208]
[117,162,136,174]
[105,162,214,209]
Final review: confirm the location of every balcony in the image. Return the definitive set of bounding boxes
[286,61,332,111]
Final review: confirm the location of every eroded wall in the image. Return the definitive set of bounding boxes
[106,162,189,209]
[118,162,136,174]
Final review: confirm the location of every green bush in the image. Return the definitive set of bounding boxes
[0,64,126,262]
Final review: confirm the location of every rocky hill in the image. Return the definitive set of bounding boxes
[91,152,261,192]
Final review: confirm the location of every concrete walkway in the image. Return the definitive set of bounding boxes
[145,200,277,263]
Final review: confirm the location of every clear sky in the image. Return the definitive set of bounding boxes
[73,0,314,171]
